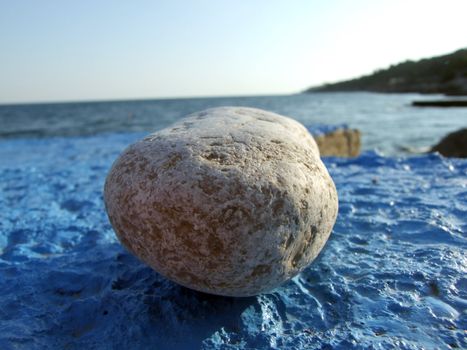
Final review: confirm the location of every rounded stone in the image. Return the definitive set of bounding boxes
[104,107,338,297]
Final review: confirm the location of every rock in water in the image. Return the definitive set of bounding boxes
[431,128,467,158]
[104,107,338,297]
[315,128,361,157]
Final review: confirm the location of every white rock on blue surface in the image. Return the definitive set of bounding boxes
[104,107,338,296]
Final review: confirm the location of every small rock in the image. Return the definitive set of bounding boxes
[431,128,467,158]
[315,128,361,157]
[104,107,338,297]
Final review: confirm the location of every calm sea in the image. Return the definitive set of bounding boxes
[1,92,465,155]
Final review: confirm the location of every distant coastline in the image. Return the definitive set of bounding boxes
[306,48,467,96]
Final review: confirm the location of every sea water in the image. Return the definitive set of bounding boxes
[1,92,466,154]
[0,93,466,349]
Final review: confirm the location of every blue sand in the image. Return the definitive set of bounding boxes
[0,133,466,350]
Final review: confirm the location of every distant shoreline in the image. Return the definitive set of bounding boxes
[306,48,467,96]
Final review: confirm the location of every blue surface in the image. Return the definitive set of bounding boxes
[0,133,466,349]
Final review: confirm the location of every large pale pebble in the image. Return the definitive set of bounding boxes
[104,107,338,297]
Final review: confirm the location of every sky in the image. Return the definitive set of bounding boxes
[1,0,466,104]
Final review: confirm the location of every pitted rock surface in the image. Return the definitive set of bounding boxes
[104,107,338,296]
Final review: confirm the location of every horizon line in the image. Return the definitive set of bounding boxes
[0,91,303,107]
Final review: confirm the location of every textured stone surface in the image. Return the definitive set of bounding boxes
[104,107,338,297]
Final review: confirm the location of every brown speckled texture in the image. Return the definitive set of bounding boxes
[104,107,338,297]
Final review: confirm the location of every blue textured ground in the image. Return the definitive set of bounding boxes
[0,132,466,349]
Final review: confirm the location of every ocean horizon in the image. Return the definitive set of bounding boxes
[1,92,466,156]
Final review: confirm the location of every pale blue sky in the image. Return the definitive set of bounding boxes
[1,0,466,104]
